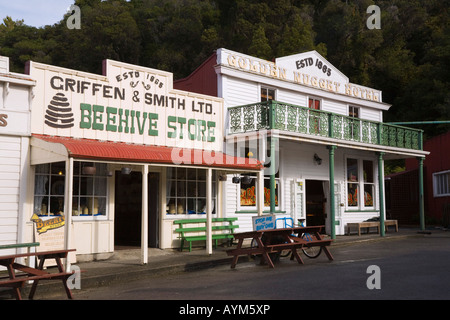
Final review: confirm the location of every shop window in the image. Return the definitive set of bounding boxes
[166,168,216,215]
[347,158,359,207]
[33,161,109,218]
[34,162,66,216]
[433,171,450,197]
[239,172,279,209]
[72,162,108,218]
[261,87,275,101]
[363,160,374,207]
[346,158,375,209]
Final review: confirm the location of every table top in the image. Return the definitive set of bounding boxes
[233,226,324,239]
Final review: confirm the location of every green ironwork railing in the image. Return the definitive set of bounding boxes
[227,100,423,151]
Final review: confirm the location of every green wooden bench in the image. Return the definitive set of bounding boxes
[0,242,40,251]
[173,218,239,252]
[0,242,40,269]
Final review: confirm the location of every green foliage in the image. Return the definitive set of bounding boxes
[0,0,448,138]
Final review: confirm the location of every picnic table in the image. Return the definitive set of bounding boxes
[0,249,76,300]
[226,226,333,269]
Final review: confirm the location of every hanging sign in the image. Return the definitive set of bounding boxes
[252,215,275,231]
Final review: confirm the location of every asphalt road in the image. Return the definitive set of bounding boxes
[72,233,450,301]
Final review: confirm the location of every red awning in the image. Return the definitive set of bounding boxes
[32,134,262,171]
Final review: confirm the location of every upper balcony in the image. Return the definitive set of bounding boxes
[226,100,424,153]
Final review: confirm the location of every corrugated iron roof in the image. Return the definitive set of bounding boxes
[32,134,262,170]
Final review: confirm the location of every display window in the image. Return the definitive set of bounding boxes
[239,172,279,209]
[33,161,108,219]
[166,168,216,215]
[346,157,375,210]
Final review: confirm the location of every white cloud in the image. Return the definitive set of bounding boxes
[0,0,75,27]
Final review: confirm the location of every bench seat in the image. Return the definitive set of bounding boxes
[174,218,239,252]
[347,220,398,235]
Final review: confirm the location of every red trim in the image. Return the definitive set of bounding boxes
[32,134,262,170]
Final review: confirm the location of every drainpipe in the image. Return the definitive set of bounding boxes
[269,136,277,215]
[328,146,337,239]
[377,152,385,237]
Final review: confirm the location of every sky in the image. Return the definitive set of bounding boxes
[0,0,76,28]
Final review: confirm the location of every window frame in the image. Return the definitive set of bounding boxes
[433,170,450,197]
[33,161,109,221]
[348,105,360,140]
[33,162,66,217]
[345,157,376,211]
[238,172,280,211]
[71,161,109,220]
[166,167,216,216]
[260,86,276,102]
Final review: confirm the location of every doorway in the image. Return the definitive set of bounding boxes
[306,180,326,226]
[114,170,160,248]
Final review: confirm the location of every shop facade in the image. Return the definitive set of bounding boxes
[0,56,35,252]
[175,48,429,237]
[12,58,262,264]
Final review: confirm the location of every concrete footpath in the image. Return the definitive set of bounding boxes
[2,227,447,300]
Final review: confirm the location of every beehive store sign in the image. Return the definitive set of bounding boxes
[28,60,223,151]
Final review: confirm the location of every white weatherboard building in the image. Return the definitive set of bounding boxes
[0,57,35,253]
[0,57,261,265]
[175,48,429,237]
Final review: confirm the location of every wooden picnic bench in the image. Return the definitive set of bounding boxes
[173,218,239,252]
[346,219,398,236]
[0,249,77,300]
[226,226,333,269]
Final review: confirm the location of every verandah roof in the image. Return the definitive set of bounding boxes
[31,134,263,171]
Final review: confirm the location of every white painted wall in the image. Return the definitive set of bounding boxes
[0,56,34,253]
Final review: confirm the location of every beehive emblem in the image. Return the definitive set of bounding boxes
[44,93,74,128]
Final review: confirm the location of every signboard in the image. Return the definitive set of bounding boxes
[219,48,381,103]
[252,215,275,231]
[31,214,66,266]
[27,59,223,151]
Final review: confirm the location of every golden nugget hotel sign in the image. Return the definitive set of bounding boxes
[28,60,223,151]
[224,49,380,102]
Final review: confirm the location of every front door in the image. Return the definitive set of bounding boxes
[306,180,326,226]
[114,170,160,248]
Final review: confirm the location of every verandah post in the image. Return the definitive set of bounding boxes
[141,164,149,264]
[418,157,425,231]
[377,152,385,237]
[328,145,337,239]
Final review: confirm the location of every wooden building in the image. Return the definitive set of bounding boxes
[175,48,429,237]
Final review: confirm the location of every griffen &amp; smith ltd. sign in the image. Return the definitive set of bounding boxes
[27,60,223,151]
